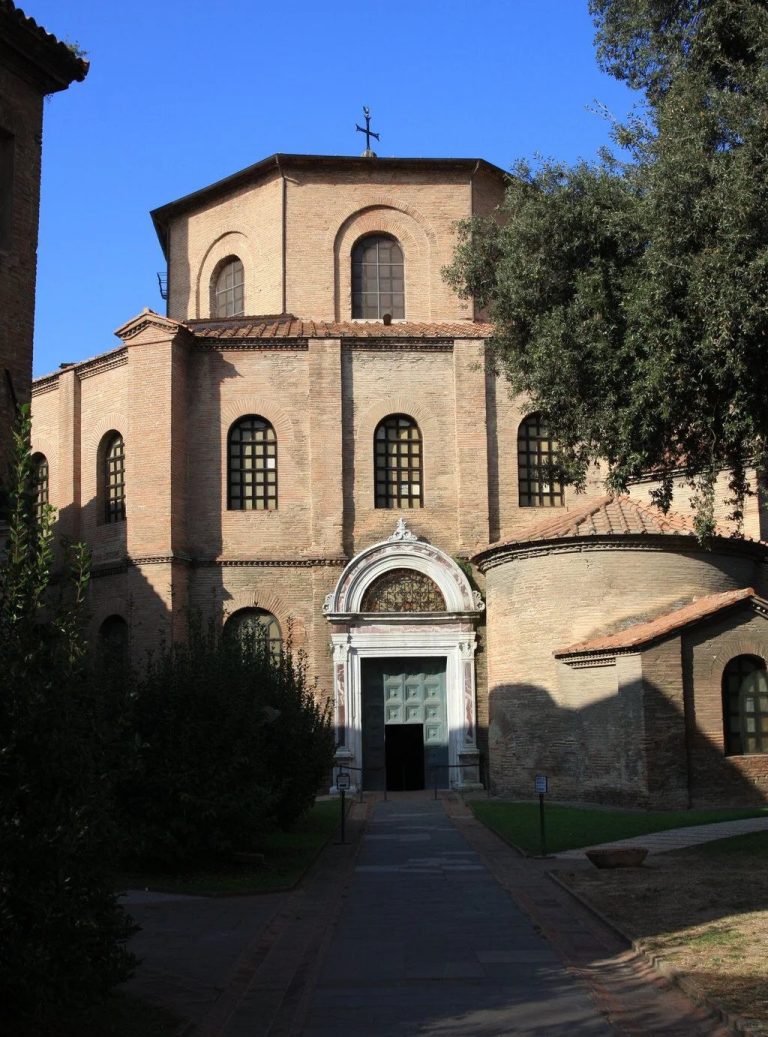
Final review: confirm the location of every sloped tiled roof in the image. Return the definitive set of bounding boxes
[186,316,493,340]
[0,1,89,88]
[516,494,702,541]
[555,587,759,657]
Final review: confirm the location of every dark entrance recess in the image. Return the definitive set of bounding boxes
[385,724,425,791]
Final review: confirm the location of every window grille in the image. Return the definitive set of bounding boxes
[722,655,768,755]
[32,453,48,523]
[352,235,404,319]
[213,257,245,318]
[374,414,423,509]
[361,568,446,612]
[517,413,564,507]
[104,434,126,523]
[226,608,282,656]
[228,416,277,510]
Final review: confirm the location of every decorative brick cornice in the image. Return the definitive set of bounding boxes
[114,309,187,343]
[195,557,348,568]
[77,351,128,379]
[560,653,618,669]
[31,377,58,397]
[477,534,768,572]
[199,340,310,352]
[347,340,454,352]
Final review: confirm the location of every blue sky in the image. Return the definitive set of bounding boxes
[29,0,636,376]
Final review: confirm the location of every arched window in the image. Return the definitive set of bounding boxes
[517,413,564,508]
[228,416,277,510]
[374,414,422,509]
[722,655,768,755]
[225,608,282,657]
[211,256,245,318]
[31,452,48,523]
[102,432,126,524]
[99,615,129,656]
[352,235,404,319]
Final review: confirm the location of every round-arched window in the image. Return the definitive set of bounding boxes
[722,655,768,755]
[212,256,245,318]
[352,235,404,319]
[99,614,129,655]
[225,608,282,656]
[361,568,446,613]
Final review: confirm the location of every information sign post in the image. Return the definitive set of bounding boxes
[336,770,350,844]
[534,774,549,857]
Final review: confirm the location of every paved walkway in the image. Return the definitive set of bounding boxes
[124,794,739,1036]
[555,815,768,859]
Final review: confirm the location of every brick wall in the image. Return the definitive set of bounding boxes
[482,543,764,800]
[0,62,42,484]
[684,610,768,804]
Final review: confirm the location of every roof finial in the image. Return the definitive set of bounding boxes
[355,106,379,158]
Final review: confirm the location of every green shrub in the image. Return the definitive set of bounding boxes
[0,409,136,1029]
[115,623,335,869]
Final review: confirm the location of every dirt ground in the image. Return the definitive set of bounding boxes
[557,846,768,1033]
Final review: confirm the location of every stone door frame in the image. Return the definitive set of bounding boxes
[324,521,484,792]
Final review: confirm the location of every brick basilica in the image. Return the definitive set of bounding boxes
[31,151,768,806]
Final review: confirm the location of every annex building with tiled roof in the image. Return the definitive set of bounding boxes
[31,149,768,808]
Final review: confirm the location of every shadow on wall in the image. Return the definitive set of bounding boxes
[487,680,766,809]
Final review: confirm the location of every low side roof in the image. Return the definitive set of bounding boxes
[186,315,494,341]
[150,153,509,258]
[473,495,716,568]
[555,587,761,657]
[0,1,88,91]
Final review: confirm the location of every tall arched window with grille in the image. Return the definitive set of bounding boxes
[517,413,564,508]
[722,655,768,755]
[211,256,245,318]
[374,414,422,509]
[228,416,277,510]
[352,235,404,319]
[31,452,48,523]
[102,432,126,523]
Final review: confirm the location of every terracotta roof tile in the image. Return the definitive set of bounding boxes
[185,316,493,340]
[555,587,759,656]
[0,1,89,84]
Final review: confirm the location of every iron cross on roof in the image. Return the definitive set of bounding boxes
[356,106,380,156]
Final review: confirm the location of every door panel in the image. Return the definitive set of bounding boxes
[361,658,447,791]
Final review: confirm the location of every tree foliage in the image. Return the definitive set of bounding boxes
[114,623,335,869]
[0,408,136,1030]
[445,0,768,537]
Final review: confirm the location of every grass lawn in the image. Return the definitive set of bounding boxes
[10,992,182,1037]
[469,800,768,854]
[116,798,343,895]
[558,831,768,1033]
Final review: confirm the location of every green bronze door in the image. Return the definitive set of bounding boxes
[361,658,448,791]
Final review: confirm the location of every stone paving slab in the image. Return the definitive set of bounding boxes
[555,816,768,859]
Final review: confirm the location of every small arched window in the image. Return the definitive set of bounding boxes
[225,608,282,657]
[517,413,564,508]
[228,416,277,510]
[31,452,48,523]
[374,414,422,509]
[352,235,404,319]
[722,655,768,755]
[102,432,126,524]
[361,568,446,612]
[211,256,245,318]
[99,615,129,656]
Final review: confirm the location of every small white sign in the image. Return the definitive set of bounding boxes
[534,774,548,794]
[336,772,351,791]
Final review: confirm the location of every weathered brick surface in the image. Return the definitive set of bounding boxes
[29,155,768,806]
[684,609,768,804]
[0,62,42,481]
[482,543,766,802]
